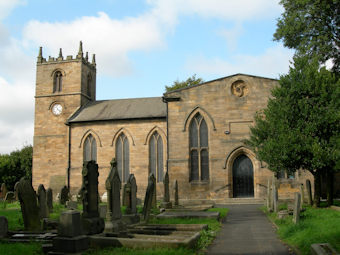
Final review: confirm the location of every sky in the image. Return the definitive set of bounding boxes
[0,0,295,154]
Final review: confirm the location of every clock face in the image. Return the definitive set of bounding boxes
[52,104,63,115]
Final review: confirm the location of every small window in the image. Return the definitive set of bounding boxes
[149,131,164,182]
[116,133,130,182]
[53,71,63,93]
[87,74,92,97]
[83,134,97,161]
[189,113,209,181]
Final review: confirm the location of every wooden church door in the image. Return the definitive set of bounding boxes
[232,154,254,198]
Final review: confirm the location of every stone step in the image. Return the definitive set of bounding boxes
[215,198,265,205]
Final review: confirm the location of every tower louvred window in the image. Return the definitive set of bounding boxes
[53,71,63,93]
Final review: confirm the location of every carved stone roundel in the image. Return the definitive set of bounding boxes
[231,80,248,97]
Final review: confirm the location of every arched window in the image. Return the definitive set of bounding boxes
[87,73,92,97]
[149,131,164,182]
[83,134,97,162]
[189,113,209,181]
[53,71,63,93]
[116,133,129,182]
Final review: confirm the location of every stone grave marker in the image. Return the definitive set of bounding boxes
[129,174,137,215]
[1,183,7,200]
[293,192,301,224]
[52,210,89,254]
[46,188,53,213]
[122,174,139,224]
[161,170,172,209]
[4,191,15,203]
[37,184,49,219]
[0,216,8,238]
[150,173,156,208]
[174,180,179,206]
[142,174,155,222]
[81,160,104,234]
[14,181,20,200]
[122,181,131,208]
[66,201,78,210]
[306,179,313,206]
[60,185,69,205]
[104,158,126,234]
[266,179,271,210]
[17,177,40,231]
[272,182,278,213]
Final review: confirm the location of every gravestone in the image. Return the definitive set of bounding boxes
[37,184,49,219]
[81,160,104,235]
[299,183,304,209]
[60,185,69,205]
[104,158,126,235]
[46,188,53,213]
[293,192,301,224]
[266,179,271,210]
[17,177,40,231]
[1,183,7,200]
[52,210,89,254]
[174,180,179,206]
[272,182,278,213]
[129,174,137,215]
[122,182,131,208]
[66,201,78,210]
[142,174,155,222]
[122,174,139,224]
[4,192,15,203]
[14,182,20,200]
[306,179,313,206]
[161,171,172,209]
[0,216,8,238]
[150,173,156,208]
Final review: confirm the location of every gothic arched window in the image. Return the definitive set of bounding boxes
[149,131,164,182]
[189,113,209,181]
[83,134,97,162]
[53,71,63,93]
[87,73,92,97]
[116,133,129,182]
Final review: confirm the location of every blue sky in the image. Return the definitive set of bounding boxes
[0,0,294,153]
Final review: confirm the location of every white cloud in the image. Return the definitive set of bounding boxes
[185,45,294,79]
[0,0,26,20]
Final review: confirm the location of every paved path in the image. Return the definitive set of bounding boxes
[205,204,292,255]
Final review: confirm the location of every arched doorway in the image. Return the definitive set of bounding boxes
[232,154,254,198]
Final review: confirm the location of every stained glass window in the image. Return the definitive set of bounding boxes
[83,134,97,162]
[149,131,164,182]
[116,133,129,182]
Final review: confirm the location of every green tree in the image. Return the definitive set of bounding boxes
[274,0,340,73]
[0,145,33,190]
[165,74,204,92]
[246,56,340,207]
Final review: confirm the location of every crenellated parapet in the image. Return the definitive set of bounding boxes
[37,41,96,69]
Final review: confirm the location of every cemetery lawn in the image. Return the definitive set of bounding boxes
[0,242,43,255]
[263,206,340,254]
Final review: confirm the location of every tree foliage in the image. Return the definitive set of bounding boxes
[0,145,33,190]
[274,0,340,72]
[165,74,204,92]
[245,56,340,205]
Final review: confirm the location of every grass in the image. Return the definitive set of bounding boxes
[0,242,43,255]
[262,205,340,254]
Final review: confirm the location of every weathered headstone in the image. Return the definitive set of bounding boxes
[122,182,131,208]
[293,192,301,224]
[122,174,139,224]
[129,174,137,215]
[142,174,155,222]
[46,188,53,213]
[161,170,172,209]
[306,179,313,206]
[272,182,278,213]
[174,180,179,206]
[52,210,89,254]
[60,185,69,205]
[37,184,49,219]
[14,182,20,200]
[104,158,126,234]
[66,201,78,210]
[1,183,7,200]
[81,160,104,235]
[4,192,15,203]
[150,173,156,208]
[17,177,40,231]
[0,216,8,238]
[266,179,271,210]
[299,183,304,210]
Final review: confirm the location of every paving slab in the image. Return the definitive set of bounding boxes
[206,204,292,255]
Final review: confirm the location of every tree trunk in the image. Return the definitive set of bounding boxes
[326,168,334,207]
[313,170,321,207]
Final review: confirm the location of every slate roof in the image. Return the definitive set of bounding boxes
[68,97,166,123]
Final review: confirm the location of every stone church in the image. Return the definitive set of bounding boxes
[32,42,316,202]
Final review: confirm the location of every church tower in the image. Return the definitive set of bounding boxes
[32,41,96,192]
